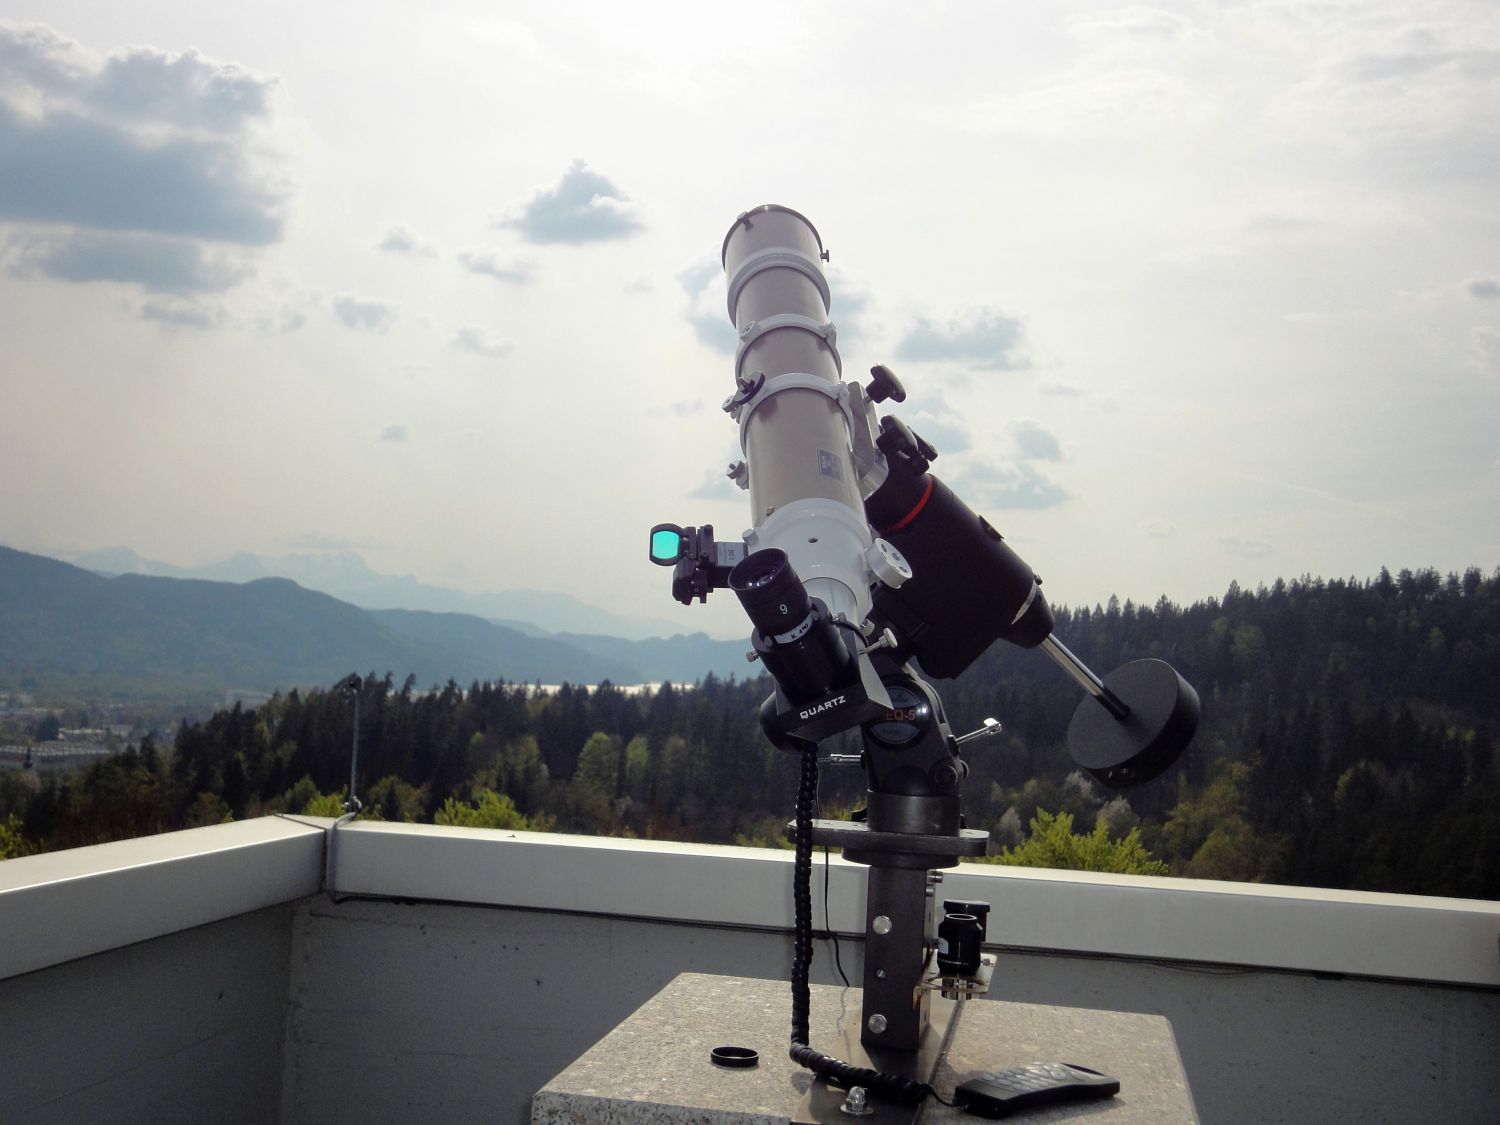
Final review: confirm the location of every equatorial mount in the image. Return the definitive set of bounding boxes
[650,204,1203,1120]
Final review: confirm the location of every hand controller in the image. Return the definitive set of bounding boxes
[954,1062,1120,1118]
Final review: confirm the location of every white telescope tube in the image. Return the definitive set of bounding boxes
[721,205,871,626]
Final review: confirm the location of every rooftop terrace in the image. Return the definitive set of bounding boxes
[3,817,1497,1123]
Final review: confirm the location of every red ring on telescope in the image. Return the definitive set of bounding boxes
[877,477,935,536]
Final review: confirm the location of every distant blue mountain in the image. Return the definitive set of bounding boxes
[0,545,746,702]
[553,631,754,684]
[70,546,696,641]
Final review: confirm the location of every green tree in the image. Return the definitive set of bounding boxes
[434,787,554,831]
[366,774,428,822]
[980,809,1169,876]
[622,735,649,803]
[183,792,233,827]
[281,775,322,814]
[302,790,347,817]
[574,731,624,798]
[1160,760,1287,882]
[0,813,30,859]
[494,735,549,812]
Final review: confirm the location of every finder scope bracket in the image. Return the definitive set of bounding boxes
[648,523,746,605]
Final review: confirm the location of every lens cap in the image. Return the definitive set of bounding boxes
[710,1045,759,1068]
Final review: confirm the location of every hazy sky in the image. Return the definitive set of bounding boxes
[2,2,1497,639]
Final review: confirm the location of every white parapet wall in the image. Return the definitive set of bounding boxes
[327,819,1500,988]
[0,815,328,980]
[5,817,1496,989]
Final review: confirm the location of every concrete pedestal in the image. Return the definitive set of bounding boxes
[531,972,1197,1124]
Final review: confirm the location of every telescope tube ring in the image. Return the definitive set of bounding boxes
[725,246,832,321]
[733,372,860,454]
[735,314,842,381]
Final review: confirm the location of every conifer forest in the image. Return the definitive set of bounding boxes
[3,566,1496,900]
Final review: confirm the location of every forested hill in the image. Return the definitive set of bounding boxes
[5,564,1497,899]
[944,564,1500,770]
[936,565,1499,895]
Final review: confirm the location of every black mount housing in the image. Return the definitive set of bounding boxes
[866,460,1055,678]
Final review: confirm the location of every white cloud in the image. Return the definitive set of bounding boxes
[0,24,284,243]
[88,44,276,131]
[688,466,740,501]
[7,229,249,292]
[1013,419,1062,461]
[378,226,435,256]
[898,394,971,456]
[0,22,284,296]
[457,250,530,283]
[500,159,643,244]
[962,67,1213,139]
[379,424,408,443]
[1070,6,1196,43]
[826,266,873,352]
[1219,536,1273,560]
[950,461,1068,510]
[452,326,514,358]
[0,100,285,243]
[679,259,735,354]
[896,309,1028,371]
[333,295,396,331]
[139,297,225,330]
[1472,327,1500,376]
[1258,19,1500,170]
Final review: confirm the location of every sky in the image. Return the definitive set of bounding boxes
[1,1,1497,640]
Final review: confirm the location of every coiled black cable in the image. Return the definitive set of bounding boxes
[787,744,932,1106]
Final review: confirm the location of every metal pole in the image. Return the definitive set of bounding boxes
[345,680,362,814]
[1040,635,1131,720]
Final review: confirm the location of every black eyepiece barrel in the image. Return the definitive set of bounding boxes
[731,548,856,706]
[730,549,813,637]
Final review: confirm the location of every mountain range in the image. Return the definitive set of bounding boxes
[68,546,692,640]
[0,545,750,702]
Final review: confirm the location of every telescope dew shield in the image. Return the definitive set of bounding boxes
[723,205,871,625]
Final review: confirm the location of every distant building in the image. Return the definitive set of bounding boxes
[58,728,110,743]
[0,741,115,772]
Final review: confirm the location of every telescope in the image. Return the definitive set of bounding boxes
[650,205,1199,1116]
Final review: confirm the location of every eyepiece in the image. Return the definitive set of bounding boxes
[732,548,856,707]
[730,549,813,637]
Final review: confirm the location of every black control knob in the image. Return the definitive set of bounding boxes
[867,364,907,404]
[876,416,936,473]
